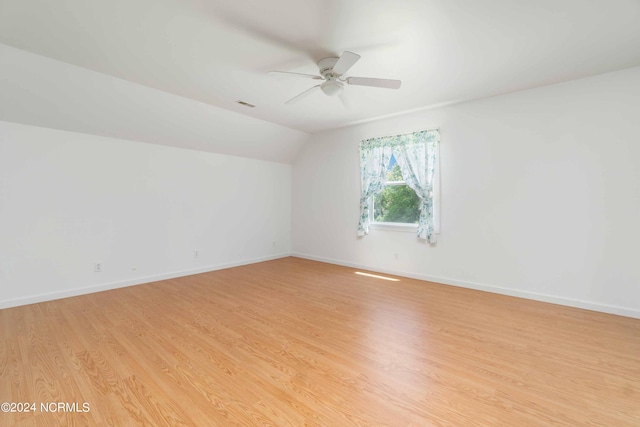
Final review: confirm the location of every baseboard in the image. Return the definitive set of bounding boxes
[0,253,291,310]
[292,252,640,319]
[6,252,638,319]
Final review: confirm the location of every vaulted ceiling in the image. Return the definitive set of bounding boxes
[2,0,640,155]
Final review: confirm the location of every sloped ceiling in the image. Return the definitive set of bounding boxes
[0,44,308,163]
[1,0,640,160]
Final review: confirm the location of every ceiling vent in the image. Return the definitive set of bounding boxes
[236,100,256,108]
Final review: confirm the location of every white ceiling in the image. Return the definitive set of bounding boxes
[1,0,640,134]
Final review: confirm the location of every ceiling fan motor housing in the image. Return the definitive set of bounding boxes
[318,57,344,96]
[318,57,340,77]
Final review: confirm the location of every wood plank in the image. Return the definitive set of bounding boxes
[0,257,638,426]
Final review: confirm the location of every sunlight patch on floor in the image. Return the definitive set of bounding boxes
[355,271,400,282]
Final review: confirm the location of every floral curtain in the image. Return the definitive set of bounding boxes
[357,140,392,236]
[358,129,440,241]
[393,130,439,242]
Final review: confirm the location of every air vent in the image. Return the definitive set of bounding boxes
[236,100,256,108]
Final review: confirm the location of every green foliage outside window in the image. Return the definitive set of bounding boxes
[373,164,420,223]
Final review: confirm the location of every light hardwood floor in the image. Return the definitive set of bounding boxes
[1,257,639,426]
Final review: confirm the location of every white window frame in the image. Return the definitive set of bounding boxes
[369,143,440,234]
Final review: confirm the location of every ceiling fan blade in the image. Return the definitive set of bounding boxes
[269,71,323,80]
[332,51,361,75]
[285,85,321,104]
[346,77,401,89]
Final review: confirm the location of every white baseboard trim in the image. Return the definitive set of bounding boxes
[292,252,640,320]
[0,253,291,310]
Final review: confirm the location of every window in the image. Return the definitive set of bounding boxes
[371,154,421,225]
[357,129,440,242]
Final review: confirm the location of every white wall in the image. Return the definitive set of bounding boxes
[292,66,640,318]
[0,121,291,308]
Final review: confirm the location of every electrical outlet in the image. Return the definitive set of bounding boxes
[94,262,102,273]
[272,241,276,248]
[194,250,199,259]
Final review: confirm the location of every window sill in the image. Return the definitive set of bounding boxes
[369,222,418,233]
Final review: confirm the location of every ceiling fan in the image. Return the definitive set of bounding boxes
[269,51,401,105]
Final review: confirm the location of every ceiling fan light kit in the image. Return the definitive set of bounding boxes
[270,51,402,105]
[320,78,343,96]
